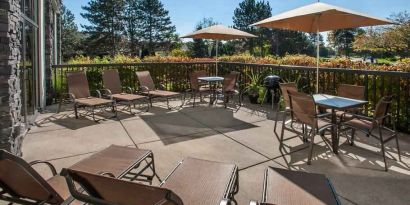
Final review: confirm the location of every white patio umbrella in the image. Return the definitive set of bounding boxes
[182,25,257,75]
[251,1,393,93]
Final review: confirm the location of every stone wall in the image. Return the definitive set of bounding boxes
[0,0,23,155]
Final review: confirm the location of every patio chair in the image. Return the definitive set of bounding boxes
[0,149,70,204]
[218,71,241,109]
[250,167,340,205]
[274,82,297,135]
[63,71,116,122]
[136,71,181,109]
[336,84,366,121]
[186,70,211,107]
[339,96,401,171]
[102,70,148,114]
[280,90,334,165]
[62,157,239,205]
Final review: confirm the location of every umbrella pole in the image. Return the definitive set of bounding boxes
[315,16,320,93]
[215,40,219,76]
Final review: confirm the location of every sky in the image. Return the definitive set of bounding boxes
[65,0,410,36]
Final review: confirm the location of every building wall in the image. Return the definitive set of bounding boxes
[0,0,59,155]
[0,0,24,155]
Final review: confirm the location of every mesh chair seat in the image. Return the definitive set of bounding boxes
[143,90,180,97]
[162,157,237,205]
[112,93,146,101]
[343,118,373,131]
[47,176,71,201]
[75,97,113,107]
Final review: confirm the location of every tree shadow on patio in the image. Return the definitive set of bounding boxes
[139,106,258,145]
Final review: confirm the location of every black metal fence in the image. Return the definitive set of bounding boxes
[52,62,410,133]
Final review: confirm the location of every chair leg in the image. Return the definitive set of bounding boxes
[166,98,170,110]
[74,104,78,119]
[274,106,281,136]
[192,92,196,107]
[279,111,287,149]
[91,106,96,122]
[350,129,356,146]
[307,131,316,165]
[378,128,388,171]
[395,134,402,162]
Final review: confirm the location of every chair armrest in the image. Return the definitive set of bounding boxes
[140,86,150,93]
[125,87,134,94]
[220,199,230,205]
[99,89,113,99]
[351,113,373,121]
[60,93,76,101]
[159,83,166,90]
[29,160,57,176]
[90,90,102,98]
[317,112,332,118]
[98,172,115,178]
[249,200,259,205]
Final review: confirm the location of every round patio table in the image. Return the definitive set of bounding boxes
[198,76,224,106]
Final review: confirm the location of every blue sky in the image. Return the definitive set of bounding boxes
[65,0,410,36]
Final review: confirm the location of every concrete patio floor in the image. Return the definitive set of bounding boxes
[21,98,410,205]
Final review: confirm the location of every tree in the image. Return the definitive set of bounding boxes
[188,18,218,58]
[61,4,84,61]
[81,0,126,56]
[328,28,363,57]
[233,0,271,55]
[125,0,140,56]
[134,0,176,56]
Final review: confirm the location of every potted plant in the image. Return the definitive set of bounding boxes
[244,71,265,104]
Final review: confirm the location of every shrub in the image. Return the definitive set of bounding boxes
[67,55,141,64]
[170,49,189,57]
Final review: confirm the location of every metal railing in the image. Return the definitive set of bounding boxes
[52,62,410,132]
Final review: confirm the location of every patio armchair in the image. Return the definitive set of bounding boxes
[280,90,334,165]
[102,69,148,114]
[185,70,211,107]
[0,149,70,204]
[61,71,116,122]
[136,71,182,109]
[249,167,340,205]
[339,96,401,171]
[336,84,366,122]
[274,82,297,136]
[218,71,241,109]
[62,157,239,205]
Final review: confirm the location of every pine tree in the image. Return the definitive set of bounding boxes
[125,0,140,56]
[81,0,126,56]
[61,4,84,61]
[233,0,271,54]
[328,29,361,57]
[134,0,176,56]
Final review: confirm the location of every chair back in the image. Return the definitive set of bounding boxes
[62,168,183,205]
[374,96,393,124]
[103,70,122,94]
[67,72,90,99]
[279,83,297,108]
[189,71,206,91]
[0,150,64,204]
[136,71,156,91]
[223,71,240,92]
[288,90,317,128]
[338,84,365,100]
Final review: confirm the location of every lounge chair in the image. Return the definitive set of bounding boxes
[186,70,211,107]
[0,149,70,205]
[0,145,157,204]
[281,90,334,164]
[218,71,241,109]
[62,157,239,205]
[136,71,182,109]
[250,167,340,205]
[102,69,148,114]
[339,96,401,171]
[274,82,297,136]
[60,71,116,122]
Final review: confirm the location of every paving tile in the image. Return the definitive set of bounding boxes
[22,121,135,162]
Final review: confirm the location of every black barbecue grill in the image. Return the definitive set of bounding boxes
[261,75,281,107]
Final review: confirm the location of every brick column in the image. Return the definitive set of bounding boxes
[0,0,24,156]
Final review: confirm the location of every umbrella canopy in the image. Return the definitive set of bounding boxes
[182,25,257,40]
[251,2,393,32]
[251,2,393,93]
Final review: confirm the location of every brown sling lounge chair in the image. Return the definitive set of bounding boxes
[63,71,116,122]
[102,70,148,114]
[0,149,70,204]
[250,167,340,205]
[62,157,239,205]
[0,145,158,204]
[136,71,181,109]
